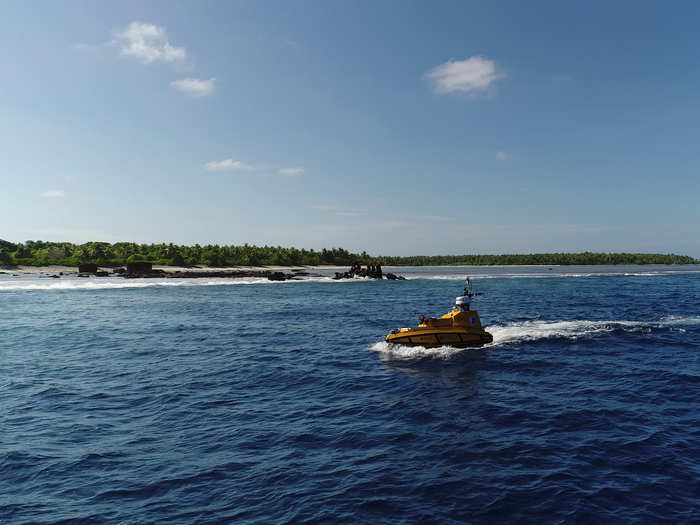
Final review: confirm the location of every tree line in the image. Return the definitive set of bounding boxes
[0,239,697,267]
[0,239,362,267]
[380,252,699,266]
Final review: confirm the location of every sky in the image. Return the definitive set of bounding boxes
[2,1,700,256]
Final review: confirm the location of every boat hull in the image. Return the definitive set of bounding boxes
[385,328,493,348]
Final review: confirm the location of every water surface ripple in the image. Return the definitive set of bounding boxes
[1,266,699,523]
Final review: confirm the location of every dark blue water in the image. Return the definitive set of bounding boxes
[2,267,699,523]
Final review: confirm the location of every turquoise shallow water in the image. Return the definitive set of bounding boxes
[1,266,699,523]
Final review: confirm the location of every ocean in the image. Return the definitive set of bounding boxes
[1,266,699,523]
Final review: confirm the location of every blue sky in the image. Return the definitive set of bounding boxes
[2,1,699,256]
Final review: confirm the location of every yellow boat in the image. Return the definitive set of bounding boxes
[386,278,493,348]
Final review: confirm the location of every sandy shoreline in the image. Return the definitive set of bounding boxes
[0,265,350,275]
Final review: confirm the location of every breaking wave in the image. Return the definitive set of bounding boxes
[369,341,471,359]
[485,319,644,345]
[486,316,700,345]
[371,316,700,359]
[0,275,362,292]
[413,270,700,280]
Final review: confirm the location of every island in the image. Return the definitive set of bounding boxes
[0,239,697,272]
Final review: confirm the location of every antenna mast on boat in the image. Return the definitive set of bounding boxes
[463,277,483,299]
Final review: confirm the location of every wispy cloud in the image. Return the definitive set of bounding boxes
[313,204,363,217]
[419,214,457,222]
[279,167,305,176]
[72,42,108,58]
[427,56,504,94]
[114,21,186,64]
[41,190,65,198]
[203,160,308,175]
[496,151,508,161]
[171,77,215,97]
[203,159,254,172]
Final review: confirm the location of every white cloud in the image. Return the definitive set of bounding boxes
[114,21,186,64]
[427,56,504,94]
[496,151,508,160]
[279,167,305,176]
[203,159,254,172]
[170,77,216,97]
[171,77,215,97]
[203,160,306,174]
[41,190,65,198]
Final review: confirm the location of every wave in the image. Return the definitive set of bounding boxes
[658,315,700,327]
[487,316,700,345]
[484,319,641,345]
[369,341,471,359]
[371,316,700,359]
[412,270,700,280]
[3,267,697,291]
[0,275,359,291]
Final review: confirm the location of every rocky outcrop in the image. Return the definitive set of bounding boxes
[119,269,301,280]
[126,262,153,275]
[72,264,405,281]
[333,263,405,280]
[268,271,293,281]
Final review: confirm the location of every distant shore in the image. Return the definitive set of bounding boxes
[4,262,700,276]
[2,240,697,269]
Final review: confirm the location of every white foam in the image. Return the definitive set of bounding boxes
[414,270,700,280]
[0,275,355,291]
[485,316,700,346]
[369,341,470,359]
[659,315,700,326]
[484,320,625,345]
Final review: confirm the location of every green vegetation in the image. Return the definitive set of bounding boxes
[0,239,697,267]
[380,252,699,266]
[0,239,361,267]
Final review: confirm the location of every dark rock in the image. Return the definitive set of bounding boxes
[95,271,109,277]
[126,262,153,274]
[268,271,290,281]
[334,263,393,280]
[78,263,98,273]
